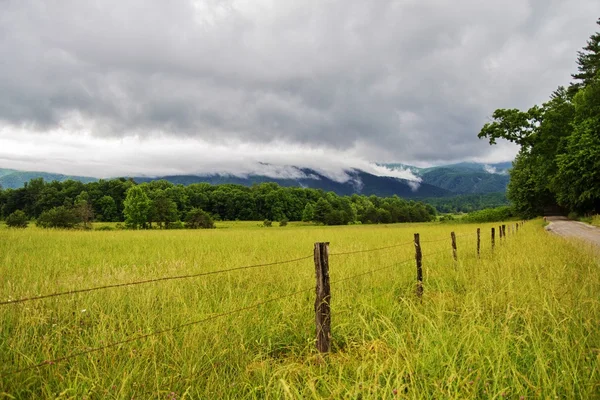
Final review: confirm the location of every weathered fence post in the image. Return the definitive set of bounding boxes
[414,233,423,298]
[499,225,503,240]
[491,227,495,250]
[477,228,481,258]
[516,223,519,233]
[314,242,331,353]
[451,232,457,262]
[502,224,506,239]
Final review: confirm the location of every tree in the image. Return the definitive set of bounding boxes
[123,186,151,229]
[184,208,215,229]
[313,198,333,224]
[37,206,81,229]
[302,202,315,222]
[96,195,118,222]
[74,192,94,229]
[5,210,28,228]
[555,77,600,213]
[571,18,600,91]
[151,190,179,229]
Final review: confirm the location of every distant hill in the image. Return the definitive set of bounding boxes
[0,161,512,197]
[0,167,450,198]
[0,169,97,189]
[133,169,451,198]
[383,162,511,194]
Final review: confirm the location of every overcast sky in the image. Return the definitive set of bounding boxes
[1,0,599,180]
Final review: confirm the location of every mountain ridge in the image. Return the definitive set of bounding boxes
[0,161,512,197]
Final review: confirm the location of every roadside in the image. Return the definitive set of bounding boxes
[545,216,600,250]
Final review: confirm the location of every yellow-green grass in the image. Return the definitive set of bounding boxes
[1,220,599,399]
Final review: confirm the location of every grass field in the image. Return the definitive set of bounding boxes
[1,220,599,399]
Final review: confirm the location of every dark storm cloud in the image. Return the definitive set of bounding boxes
[1,0,599,164]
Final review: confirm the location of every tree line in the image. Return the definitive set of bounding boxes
[479,18,600,218]
[0,178,437,228]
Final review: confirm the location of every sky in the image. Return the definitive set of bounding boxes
[0,0,599,181]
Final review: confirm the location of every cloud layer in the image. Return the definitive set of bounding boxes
[1,0,599,177]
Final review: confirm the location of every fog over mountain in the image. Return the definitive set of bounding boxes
[1,0,599,179]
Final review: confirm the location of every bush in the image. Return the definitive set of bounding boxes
[6,210,28,228]
[95,226,114,231]
[185,208,215,229]
[463,206,514,223]
[167,221,185,230]
[439,214,456,223]
[279,218,288,227]
[263,219,272,227]
[36,206,81,229]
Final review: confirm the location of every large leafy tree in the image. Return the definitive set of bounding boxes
[555,75,600,212]
[123,186,151,229]
[478,19,600,216]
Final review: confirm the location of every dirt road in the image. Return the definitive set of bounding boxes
[545,216,600,250]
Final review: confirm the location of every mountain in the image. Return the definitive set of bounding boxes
[0,167,450,198]
[383,162,511,194]
[0,169,97,189]
[0,161,512,197]
[133,169,451,198]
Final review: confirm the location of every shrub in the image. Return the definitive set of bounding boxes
[279,218,288,227]
[185,208,215,229]
[6,210,28,228]
[463,206,514,223]
[36,206,81,229]
[263,219,272,227]
[95,226,114,231]
[167,221,185,230]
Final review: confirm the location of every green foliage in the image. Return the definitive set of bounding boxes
[150,189,179,229]
[421,192,509,213]
[5,210,28,228]
[123,186,151,229]
[478,20,600,217]
[279,218,288,227]
[184,208,215,229]
[36,206,81,229]
[462,206,514,223]
[420,168,509,194]
[301,202,315,222]
[0,177,436,228]
[571,18,600,90]
[263,219,272,227]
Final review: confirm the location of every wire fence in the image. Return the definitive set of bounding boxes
[0,221,527,376]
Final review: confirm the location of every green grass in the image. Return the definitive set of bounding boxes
[1,220,599,398]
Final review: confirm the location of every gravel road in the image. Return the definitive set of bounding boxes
[545,216,600,249]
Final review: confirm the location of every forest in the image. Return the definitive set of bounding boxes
[0,178,437,228]
[479,19,600,218]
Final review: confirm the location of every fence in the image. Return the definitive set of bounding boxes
[0,221,527,376]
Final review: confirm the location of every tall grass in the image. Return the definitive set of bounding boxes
[1,220,599,398]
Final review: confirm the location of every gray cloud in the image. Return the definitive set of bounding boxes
[1,0,599,171]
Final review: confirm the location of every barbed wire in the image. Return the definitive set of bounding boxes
[330,257,414,285]
[329,241,414,256]
[0,255,313,306]
[419,236,450,244]
[1,284,315,376]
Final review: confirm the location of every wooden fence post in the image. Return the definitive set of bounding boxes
[491,227,495,250]
[477,228,481,258]
[414,233,423,298]
[516,223,519,233]
[451,232,457,262]
[499,225,503,240]
[314,242,331,353]
[502,224,506,238]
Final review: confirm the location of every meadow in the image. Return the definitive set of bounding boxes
[0,220,599,399]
